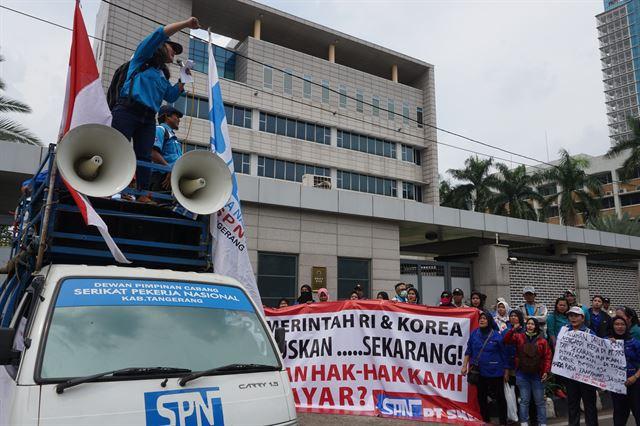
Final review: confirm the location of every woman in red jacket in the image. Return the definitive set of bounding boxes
[504,317,552,426]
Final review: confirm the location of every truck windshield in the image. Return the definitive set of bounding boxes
[39,278,279,380]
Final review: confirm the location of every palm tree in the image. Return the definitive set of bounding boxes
[0,55,39,145]
[606,116,640,181]
[488,163,544,220]
[439,177,471,209]
[447,156,497,212]
[540,149,602,226]
[586,213,640,236]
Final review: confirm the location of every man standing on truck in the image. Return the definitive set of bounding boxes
[150,104,184,191]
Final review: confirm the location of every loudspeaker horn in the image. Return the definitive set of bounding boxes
[56,124,136,197]
[171,150,233,215]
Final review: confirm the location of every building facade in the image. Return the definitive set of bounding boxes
[597,0,640,143]
[94,0,439,306]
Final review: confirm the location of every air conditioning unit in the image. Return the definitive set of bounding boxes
[302,174,332,189]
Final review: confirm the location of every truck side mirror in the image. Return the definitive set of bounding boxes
[274,327,286,356]
[0,328,20,365]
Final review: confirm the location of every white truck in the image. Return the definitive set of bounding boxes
[0,264,297,426]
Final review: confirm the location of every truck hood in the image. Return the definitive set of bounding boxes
[38,371,295,425]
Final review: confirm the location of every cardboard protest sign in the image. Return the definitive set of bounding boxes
[551,328,627,394]
[265,300,481,424]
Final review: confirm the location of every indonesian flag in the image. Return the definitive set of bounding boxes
[58,0,130,264]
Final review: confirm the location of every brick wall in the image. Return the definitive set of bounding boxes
[587,263,639,310]
[509,259,576,310]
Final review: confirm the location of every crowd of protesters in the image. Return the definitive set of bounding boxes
[276,283,640,426]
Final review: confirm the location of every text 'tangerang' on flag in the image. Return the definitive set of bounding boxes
[207,35,262,309]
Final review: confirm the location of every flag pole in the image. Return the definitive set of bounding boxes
[34,159,58,271]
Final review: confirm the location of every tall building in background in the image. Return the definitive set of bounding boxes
[597,0,640,143]
[93,0,441,305]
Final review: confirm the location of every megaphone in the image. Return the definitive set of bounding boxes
[56,124,136,197]
[171,150,233,215]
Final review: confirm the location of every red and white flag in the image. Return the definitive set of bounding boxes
[58,0,130,264]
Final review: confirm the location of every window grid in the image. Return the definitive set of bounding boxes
[403,103,410,125]
[337,170,397,197]
[401,144,421,165]
[173,95,251,129]
[402,182,423,202]
[322,80,330,103]
[388,100,395,120]
[339,85,347,108]
[263,66,273,89]
[416,107,423,128]
[188,38,236,80]
[283,69,293,95]
[232,151,250,174]
[356,90,364,113]
[258,156,330,182]
[259,112,330,145]
[337,130,396,159]
[303,75,312,99]
[372,96,380,116]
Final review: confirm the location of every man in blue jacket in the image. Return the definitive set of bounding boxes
[150,105,183,191]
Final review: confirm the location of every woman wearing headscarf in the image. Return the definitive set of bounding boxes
[609,315,640,426]
[296,284,314,305]
[504,317,552,426]
[461,311,508,425]
[493,300,510,332]
[317,288,329,302]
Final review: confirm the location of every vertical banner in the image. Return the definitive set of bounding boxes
[265,301,481,424]
[207,37,261,309]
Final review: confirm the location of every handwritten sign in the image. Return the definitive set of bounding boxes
[551,328,627,394]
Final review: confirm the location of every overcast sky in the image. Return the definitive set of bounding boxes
[0,0,609,175]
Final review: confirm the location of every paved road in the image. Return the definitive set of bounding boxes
[298,409,633,425]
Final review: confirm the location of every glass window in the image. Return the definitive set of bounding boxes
[244,109,252,128]
[224,104,233,123]
[283,69,293,95]
[339,85,347,108]
[286,119,296,138]
[342,132,350,149]
[372,96,380,116]
[259,112,266,131]
[322,81,330,103]
[258,253,297,307]
[316,126,325,144]
[303,75,312,99]
[356,89,364,113]
[40,278,279,379]
[275,159,285,180]
[233,107,244,127]
[338,258,370,300]
[306,123,315,142]
[416,107,423,128]
[197,98,208,120]
[285,161,295,181]
[403,103,410,125]
[263,66,273,89]
[276,116,286,136]
[296,121,306,140]
[295,163,305,182]
[266,114,276,133]
[257,156,265,176]
[264,157,274,178]
[388,99,395,120]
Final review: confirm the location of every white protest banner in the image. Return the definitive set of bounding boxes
[265,300,482,424]
[551,328,627,394]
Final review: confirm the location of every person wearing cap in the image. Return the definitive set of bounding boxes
[602,297,616,317]
[452,288,467,308]
[587,295,611,338]
[516,286,548,330]
[439,290,454,307]
[564,289,590,326]
[562,306,599,426]
[150,105,184,191]
[111,17,199,202]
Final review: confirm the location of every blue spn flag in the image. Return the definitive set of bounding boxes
[207,37,262,310]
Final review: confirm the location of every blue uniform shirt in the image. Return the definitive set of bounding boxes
[621,337,640,378]
[465,328,506,378]
[120,26,182,111]
[153,123,182,167]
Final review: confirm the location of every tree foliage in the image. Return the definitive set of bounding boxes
[0,55,39,145]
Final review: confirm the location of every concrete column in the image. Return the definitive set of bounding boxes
[472,244,511,305]
[251,109,260,131]
[612,169,622,218]
[330,127,337,146]
[568,253,590,305]
[250,153,259,176]
[391,65,398,83]
[328,44,336,63]
[253,19,261,40]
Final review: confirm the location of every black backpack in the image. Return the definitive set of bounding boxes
[519,339,542,374]
[106,60,168,110]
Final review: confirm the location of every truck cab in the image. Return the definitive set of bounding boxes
[0,264,296,425]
